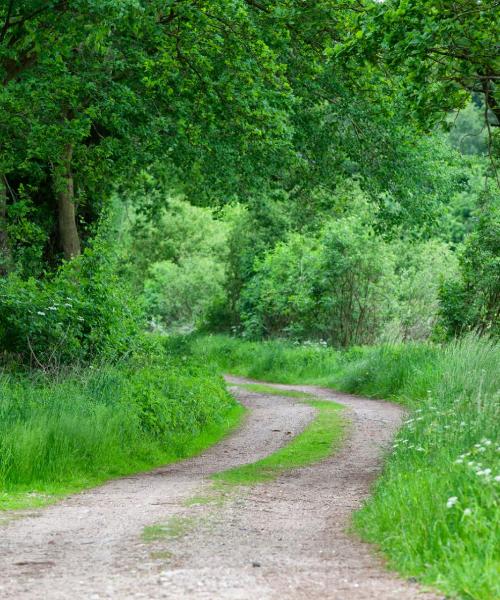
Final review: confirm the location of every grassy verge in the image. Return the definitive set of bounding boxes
[214,385,345,485]
[191,334,500,600]
[235,382,315,399]
[0,342,244,511]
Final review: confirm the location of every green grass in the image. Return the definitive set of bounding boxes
[192,334,500,600]
[214,398,345,485]
[235,382,315,399]
[191,335,341,384]
[0,353,245,511]
[142,515,195,542]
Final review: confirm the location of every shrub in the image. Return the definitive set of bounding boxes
[0,235,141,368]
[439,196,500,338]
[386,239,459,342]
[144,256,225,332]
[239,192,395,346]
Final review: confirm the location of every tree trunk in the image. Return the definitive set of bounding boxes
[0,176,12,275]
[56,144,81,259]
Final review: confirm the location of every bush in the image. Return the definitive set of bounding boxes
[0,235,141,368]
[439,196,500,338]
[239,191,395,346]
[144,256,225,332]
[123,197,229,331]
[386,239,458,342]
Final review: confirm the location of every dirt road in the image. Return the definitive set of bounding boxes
[0,377,440,599]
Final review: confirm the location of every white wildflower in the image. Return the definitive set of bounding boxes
[476,468,491,477]
[463,508,472,517]
[446,497,458,508]
[36,311,46,316]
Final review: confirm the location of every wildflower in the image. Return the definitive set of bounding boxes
[416,447,425,452]
[454,458,463,464]
[494,476,500,483]
[463,508,472,517]
[483,440,492,446]
[36,311,46,316]
[477,468,491,477]
[48,306,57,311]
[446,497,458,508]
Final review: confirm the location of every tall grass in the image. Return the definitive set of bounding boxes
[0,351,240,510]
[192,334,500,600]
[190,335,341,383]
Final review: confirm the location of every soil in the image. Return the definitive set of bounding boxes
[0,376,441,600]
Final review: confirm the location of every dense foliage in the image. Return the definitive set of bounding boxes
[1,1,498,352]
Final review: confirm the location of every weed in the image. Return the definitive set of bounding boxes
[142,516,195,542]
[149,550,174,561]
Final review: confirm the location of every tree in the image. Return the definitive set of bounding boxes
[337,0,500,128]
[0,0,295,266]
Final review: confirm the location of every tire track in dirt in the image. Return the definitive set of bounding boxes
[0,376,440,599]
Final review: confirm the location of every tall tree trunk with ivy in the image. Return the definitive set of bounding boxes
[56,144,81,260]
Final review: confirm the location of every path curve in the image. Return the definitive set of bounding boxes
[0,377,440,600]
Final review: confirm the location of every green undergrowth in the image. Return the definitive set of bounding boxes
[0,338,244,511]
[214,395,345,485]
[191,334,499,600]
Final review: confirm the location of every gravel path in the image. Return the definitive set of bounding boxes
[0,376,440,600]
